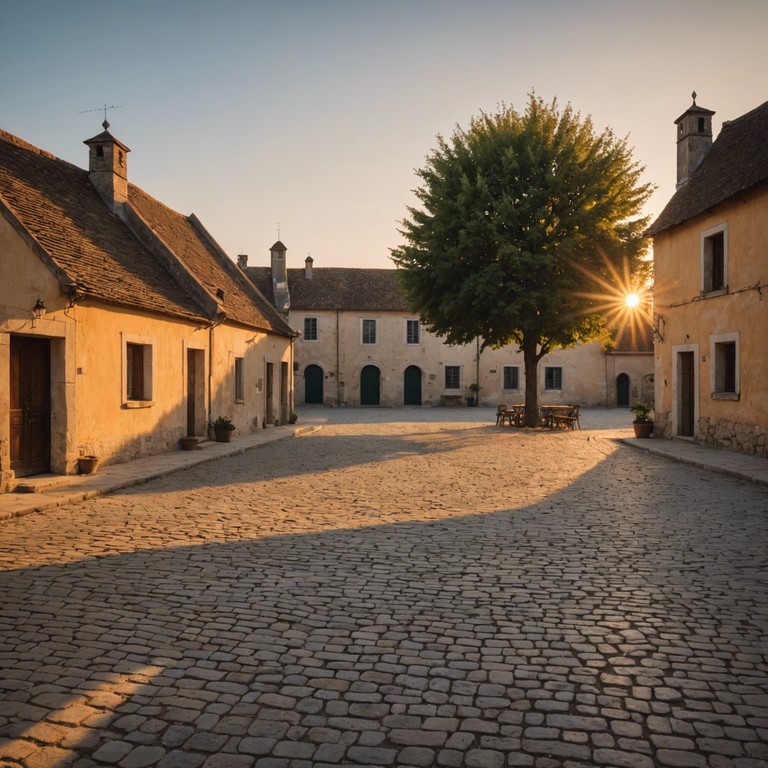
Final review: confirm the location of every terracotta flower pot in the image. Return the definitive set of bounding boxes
[180,436,198,451]
[214,428,235,443]
[633,421,653,438]
[78,456,99,475]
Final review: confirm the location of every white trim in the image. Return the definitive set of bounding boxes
[361,318,378,345]
[709,331,739,399]
[700,222,728,295]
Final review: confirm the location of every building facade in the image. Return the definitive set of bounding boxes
[0,126,295,492]
[648,96,768,456]
[245,244,653,410]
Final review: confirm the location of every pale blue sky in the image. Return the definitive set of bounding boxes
[2,0,767,269]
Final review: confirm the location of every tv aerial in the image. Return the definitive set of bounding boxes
[79,103,123,129]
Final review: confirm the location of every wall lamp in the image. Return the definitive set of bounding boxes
[31,298,46,327]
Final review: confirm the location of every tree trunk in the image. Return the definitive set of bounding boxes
[522,335,540,427]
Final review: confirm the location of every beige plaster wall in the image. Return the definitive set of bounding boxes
[292,309,650,408]
[653,187,768,451]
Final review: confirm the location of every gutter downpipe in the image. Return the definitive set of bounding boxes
[336,309,341,407]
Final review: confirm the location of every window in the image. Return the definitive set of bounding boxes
[702,224,727,294]
[544,366,563,390]
[303,317,318,341]
[445,366,460,389]
[123,335,154,405]
[406,319,420,345]
[234,357,244,402]
[503,366,520,390]
[362,319,377,344]
[711,333,739,399]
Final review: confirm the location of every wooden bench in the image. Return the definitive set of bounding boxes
[551,405,581,430]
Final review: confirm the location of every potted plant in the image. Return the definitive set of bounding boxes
[179,436,198,451]
[212,416,236,442]
[630,402,653,438]
[467,383,479,407]
[78,455,99,474]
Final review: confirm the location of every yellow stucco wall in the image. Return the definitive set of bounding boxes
[653,186,768,453]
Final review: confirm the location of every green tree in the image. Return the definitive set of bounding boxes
[391,95,653,426]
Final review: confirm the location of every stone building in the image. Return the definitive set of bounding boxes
[0,125,295,491]
[245,243,653,410]
[648,95,768,456]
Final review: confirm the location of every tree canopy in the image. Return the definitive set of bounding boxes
[391,94,654,424]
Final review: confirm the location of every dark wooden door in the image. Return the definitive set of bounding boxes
[360,365,380,405]
[679,351,695,437]
[187,349,196,436]
[404,365,422,405]
[304,364,323,404]
[10,336,51,477]
[616,373,630,407]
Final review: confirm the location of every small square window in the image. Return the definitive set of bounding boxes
[445,366,460,390]
[362,319,377,344]
[544,366,563,390]
[503,366,520,390]
[303,317,318,341]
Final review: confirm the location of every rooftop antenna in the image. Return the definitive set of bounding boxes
[276,221,282,240]
[78,103,123,129]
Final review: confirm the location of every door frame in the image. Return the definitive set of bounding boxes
[673,343,698,437]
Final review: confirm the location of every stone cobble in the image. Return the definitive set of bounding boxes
[0,410,767,767]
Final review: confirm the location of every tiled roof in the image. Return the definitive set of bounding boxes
[0,130,203,320]
[0,129,294,336]
[609,321,654,353]
[247,266,411,312]
[129,187,294,334]
[648,100,768,236]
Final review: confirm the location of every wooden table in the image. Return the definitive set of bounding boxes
[539,405,580,429]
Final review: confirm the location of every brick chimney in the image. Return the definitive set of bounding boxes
[84,120,130,215]
[270,240,290,313]
[305,255,314,279]
[675,92,715,188]
[237,254,248,269]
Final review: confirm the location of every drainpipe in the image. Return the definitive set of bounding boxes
[476,337,481,402]
[336,309,341,407]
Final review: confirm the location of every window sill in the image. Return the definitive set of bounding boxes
[711,392,739,401]
[700,287,728,298]
[123,400,154,409]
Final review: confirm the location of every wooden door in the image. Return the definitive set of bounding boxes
[616,373,630,407]
[360,365,380,405]
[679,351,695,437]
[10,336,51,477]
[304,364,323,404]
[187,349,197,436]
[404,365,422,405]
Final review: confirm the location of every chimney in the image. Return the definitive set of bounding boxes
[237,254,248,269]
[675,92,715,188]
[84,120,131,215]
[305,255,314,279]
[270,240,290,313]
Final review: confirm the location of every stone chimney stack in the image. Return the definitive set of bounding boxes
[84,120,131,215]
[305,255,314,279]
[237,254,248,269]
[675,92,715,188]
[270,240,290,313]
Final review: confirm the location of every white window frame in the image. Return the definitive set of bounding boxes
[503,365,521,391]
[710,332,739,400]
[406,319,420,345]
[544,366,563,391]
[444,365,461,390]
[303,316,318,342]
[701,222,728,295]
[361,318,377,345]
[122,332,154,407]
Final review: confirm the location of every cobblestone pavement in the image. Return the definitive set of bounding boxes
[1,409,767,768]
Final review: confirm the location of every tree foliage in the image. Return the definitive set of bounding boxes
[391,94,654,424]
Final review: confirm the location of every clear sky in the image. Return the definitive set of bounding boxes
[2,0,766,270]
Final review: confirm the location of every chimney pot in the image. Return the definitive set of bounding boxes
[305,255,314,279]
[237,254,248,269]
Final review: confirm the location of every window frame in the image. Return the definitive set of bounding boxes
[234,356,245,403]
[361,318,377,345]
[122,333,154,407]
[444,365,461,390]
[503,365,521,391]
[406,319,420,345]
[303,316,318,342]
[701,223,728,295]
[710,332,739,400]
[544,366,563,391]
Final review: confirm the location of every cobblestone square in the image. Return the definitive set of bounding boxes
[1,409,767,767]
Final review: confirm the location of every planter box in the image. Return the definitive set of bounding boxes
[214,429,235,443]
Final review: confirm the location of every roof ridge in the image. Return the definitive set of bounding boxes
[0,129,84,175]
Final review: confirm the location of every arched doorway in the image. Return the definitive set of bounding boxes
[404,365,422,405]
[304,364,323,404]
[616,373,630,407]
[360,365,380,405]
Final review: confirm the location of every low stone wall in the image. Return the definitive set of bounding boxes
[698,416,768,458]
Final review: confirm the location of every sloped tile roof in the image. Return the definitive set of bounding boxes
[247,266,411,312]
[129,187,294,335]
[648,100,768,236]
[0,130,203,320]
[0,128,294,336]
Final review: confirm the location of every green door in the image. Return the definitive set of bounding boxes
[304,364,323,404]
[404,365,422,405]
[360,365,380,405]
